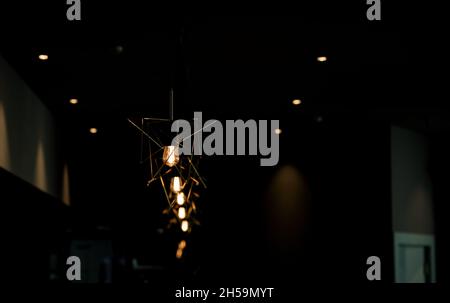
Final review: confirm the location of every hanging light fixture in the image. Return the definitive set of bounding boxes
[129,115,206,235]
[128,27,206,261]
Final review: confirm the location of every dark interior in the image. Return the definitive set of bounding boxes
[0,6,447,294]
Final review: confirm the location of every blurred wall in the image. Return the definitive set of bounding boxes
[391,126,434,234]
[0,54,57,196]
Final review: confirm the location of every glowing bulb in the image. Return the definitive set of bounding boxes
[171,176,182,193]
[178,207,186,219]
[274,128,282,135]
[89,128,98,134]
[317,56,327,62]
[176,192,185,206]
[178,240,187,249]
[69,98,78,105]
[38,54,48,61]
[181,220,189,232]
[176,239,187,258]
[163,146,179,167]
[292,99,302,105]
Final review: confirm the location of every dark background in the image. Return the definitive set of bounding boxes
[0,1,448,298]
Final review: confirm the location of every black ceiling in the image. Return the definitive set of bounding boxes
[1,15,441,120]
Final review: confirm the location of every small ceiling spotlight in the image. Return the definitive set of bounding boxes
[317,56,327,62]
[69,98,78,105]
[292,99,302,106]
[38,54,49,61]
[89,128,98,134]
[274,128,282,135]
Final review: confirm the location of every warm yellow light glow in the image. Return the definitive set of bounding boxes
[163,146,179,167]
[317,56,327,62]
[176,192,185,206]
[69,98,78,105]
[89,128,98,134]
[38,54,48,61]
[178,207,186,219]
[292,99,302,105]
[176,240,187,259]
[274,128,282,135]
[171,176,182,193]
[34,140,48,193]
[181,220,189,232]
[178,240,187,249]
[0,102,10,170]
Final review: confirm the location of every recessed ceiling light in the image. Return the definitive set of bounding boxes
[38,54,49,61]
[274,128,282,135]
[292,99,302,105]
[69,98,78,105]
[317,56,327,62]
[89,128,98,134]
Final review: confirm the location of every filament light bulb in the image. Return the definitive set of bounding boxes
[178,207,186,219]
[171,176,182,193]
[176,192,185,206]
[181,220,189,232]
[163,146,179,167]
